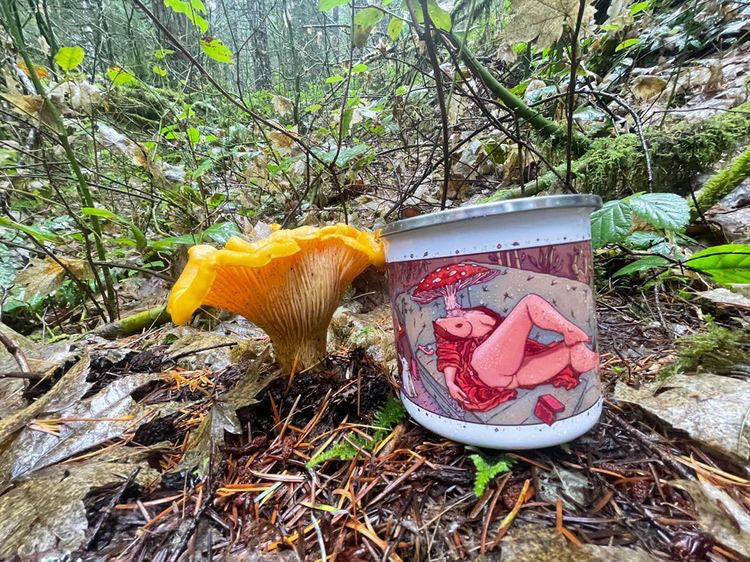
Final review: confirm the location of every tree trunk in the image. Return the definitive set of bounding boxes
[250,0,272,90]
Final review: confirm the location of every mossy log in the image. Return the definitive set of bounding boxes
[485,103,750,202]
[691,145,750,219]
[93,305,170,339]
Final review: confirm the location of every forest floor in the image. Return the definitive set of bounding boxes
[2,270,749,562]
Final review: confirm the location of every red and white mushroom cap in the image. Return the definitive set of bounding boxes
[413,263,499,307]
[415,263,494,294]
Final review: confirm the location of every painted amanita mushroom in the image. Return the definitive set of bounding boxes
[167,224,384,373]
[413,263,499,314]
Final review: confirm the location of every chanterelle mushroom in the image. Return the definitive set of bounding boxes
[167,224,384,372]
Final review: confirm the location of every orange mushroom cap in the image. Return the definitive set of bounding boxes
[167,224,384,372]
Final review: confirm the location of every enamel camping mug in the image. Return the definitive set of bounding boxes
[381,194,603,449]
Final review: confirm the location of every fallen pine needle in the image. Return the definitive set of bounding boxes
[493,479,531,546]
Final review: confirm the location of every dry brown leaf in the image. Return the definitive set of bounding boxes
[272,95,294,116]
[499,0,596,58]
[14,257,93,299]
[2,94,57,129]
[632,75,668,100]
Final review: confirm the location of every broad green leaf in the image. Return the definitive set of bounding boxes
[0,217,60,243]
[387,17,404,40]
[685,244,750,285]
[55,46,85,71]
[82,207,126,223]
[354,6,384,27]
[395,85,409,96]
[152,65,167,76]
[426,0,451,31]
[613,256,670,277]
[153,48,175,59]
[630,1,650,15]
[107,66,138,86]
[353,7,383,48]
[341,107,353,137]
[312,143,370,166]
[193,158,214,177]
[203,222,241,244]
[615,37,641,52]
[325,74,345,84]
[187,127,201,144]
[352,63,369,74]
[200,38,233,64]
[591,199,633,248]
[150,233,201,250]
[164,0,209,32]
[306,103,322,113]
[319,0,348,11]
[628,192,690,232]
[130,224,147,250]
[601,23,623,32]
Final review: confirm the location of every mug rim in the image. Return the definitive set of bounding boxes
[381,194,603,237]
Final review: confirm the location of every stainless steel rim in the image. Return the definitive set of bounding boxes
[380,194,603,237]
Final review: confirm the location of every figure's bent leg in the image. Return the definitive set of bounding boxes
[521,294,588,345]
[570,342,598,372]
[512,346,572,388]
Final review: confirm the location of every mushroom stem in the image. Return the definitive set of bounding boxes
[266,327,328,374]
[444,286,460,314]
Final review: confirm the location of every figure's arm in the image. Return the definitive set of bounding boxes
[443,366,467,401]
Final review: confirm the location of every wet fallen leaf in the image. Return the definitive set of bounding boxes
[0,372,157,481]
[14,257,93,299]
[0,354,92,447]
[2,93,58,130]
[615,374,750,469]
[632,75,668,100]
[501,526,658,560]
[0,449,159,559]
[673,480,750,557]
[272,95,294,116]
[499,0,596,57]
[698,287,750,310]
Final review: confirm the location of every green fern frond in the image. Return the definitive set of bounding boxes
[469,454,515,497]
[307,396,407,467]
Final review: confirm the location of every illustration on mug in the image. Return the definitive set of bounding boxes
[391,246,600,426]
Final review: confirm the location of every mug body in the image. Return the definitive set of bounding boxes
[382,195,603,449]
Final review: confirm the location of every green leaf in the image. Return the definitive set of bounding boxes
[312,143,370,166]
[613,256,671,277]
[325,74,345,84]
[615,37,641,52]
[106,66,138,86]
[387,17,404,40]
[306,103,322,113]
[352,63,369,74]
[203,222,241,244]
[426,0,451,31]
[630,1,650,15]
[152,65,167,76]
[319,0,348,11]
[0,217,60,243]
[395,85,408,96]
[591,199,633,248]
[601,23,623,32]
[153,48,175,59]
[469,454,514,497]
[353,7,383,48]
[354,6,384,27]
[187,127,201,145]
[200,38,233,64]
[82,207,126,223]
[685,244,750,285]
[164,0,209,32]
[54,46,85,71]
[193,158,214,177]
[628,192,690,232]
